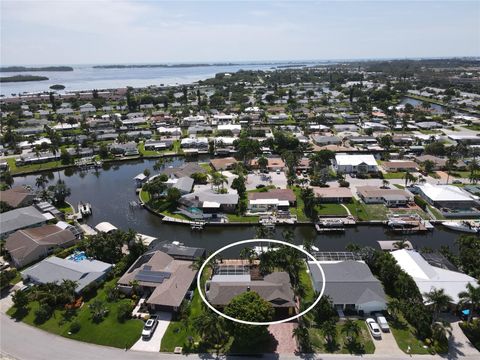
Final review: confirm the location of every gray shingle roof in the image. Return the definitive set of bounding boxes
[22,256,112,293]
[309,261,386,306]
[207,272,295,307]
[0,206,48,237]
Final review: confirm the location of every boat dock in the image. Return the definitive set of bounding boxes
[315,224,345,233]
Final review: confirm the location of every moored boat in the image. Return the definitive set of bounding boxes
[442,221,479,234]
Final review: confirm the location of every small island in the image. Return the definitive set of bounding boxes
[0,75,49,83]
[93,63,239,69]
[0,66,73,72]
[49,84,66,90]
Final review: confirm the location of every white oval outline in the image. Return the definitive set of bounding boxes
[196,238,326,326]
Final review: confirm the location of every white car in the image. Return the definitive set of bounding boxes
[142,315,158,340]
[375,314,390,332]
[365,318,382,339]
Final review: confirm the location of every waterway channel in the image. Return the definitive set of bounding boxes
[13,157,464,256]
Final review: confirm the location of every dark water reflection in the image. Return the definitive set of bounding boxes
[13,158,462,256]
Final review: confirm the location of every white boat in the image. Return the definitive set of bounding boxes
[319,219,344,227]
[78,202,92,216]
[442,221,479,234]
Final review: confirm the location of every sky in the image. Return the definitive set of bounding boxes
[1,0,479,65]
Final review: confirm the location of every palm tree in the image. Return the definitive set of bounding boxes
[445,157,457,185]
[321,319,337,345]
[192,311,227,353]
[393,240,410,250]
[341,319,360,343]
[239,247,255,264]
[35,175,48,189]
[423,288,453,323]
[292,325,311,352]
[387,298,402,321]
[458,282,480,323]
[431,320,452,345]
[403,170,416,187]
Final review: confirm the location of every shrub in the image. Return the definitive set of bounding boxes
[69,321,81,333]
[34,303,53,324]
[117,302,133,323]
[338,180,350,187]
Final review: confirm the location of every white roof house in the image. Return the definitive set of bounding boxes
[416,183,478,203]
[335,154,378,167]
[334,154,378,174]
[391,249,477,304]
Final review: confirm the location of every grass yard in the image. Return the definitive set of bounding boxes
[344,199,388,221]
[391,207,430,220]
[427,205,446,220]
[309,320,375,354]
[227,214,259,223]
[7,278,143,349]
[345,199,370,221]
[57,201,74,214]
[290,186,309,222]
[393,184,405,189]
[383,172,408,180]
[315,203,348,216]
[7,158,65,175]
[299,264,315,304]
[389,316,430,354]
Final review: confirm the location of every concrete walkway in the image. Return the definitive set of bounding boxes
[448,320,479,358]
[371,330,404,355]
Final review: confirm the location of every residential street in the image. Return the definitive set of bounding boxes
[1,312,479,360]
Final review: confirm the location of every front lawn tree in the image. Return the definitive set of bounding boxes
[458,282,480,323]
[224,291,274,349]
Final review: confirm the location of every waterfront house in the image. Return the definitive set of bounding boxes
[180,189,239,214]
[0,206,51,239]
[312,187,353,203]
[22,256,112,294]
[312,135,342,146]
[210,157,238,171]
[109,142,139,156]
[247,189,296,213]
[118,249,198,312]
[5,223,78,268]
[391,249,477,305]
[357,186,412,207]
[308,260,387,314]
[415,183,479,217]
[334,154,378,174]
[0,187,35,209]
[206,266,295,318]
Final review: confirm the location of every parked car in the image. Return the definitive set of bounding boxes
[142,315,159,340]
[375,314,390,332]
[276,169,281,174]
[452,180,462,184]
[365,318,382,339]
[0,261,9,270]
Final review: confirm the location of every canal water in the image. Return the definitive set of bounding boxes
[400,97,446,114]
[13,158,464,256]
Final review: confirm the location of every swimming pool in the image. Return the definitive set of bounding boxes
[67,251,87,262]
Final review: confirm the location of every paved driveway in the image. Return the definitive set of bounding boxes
[447,319,479,358]
[246,171,287,190]
[370,329,404,355]
[268,322,298,353]
[130,312,172,352]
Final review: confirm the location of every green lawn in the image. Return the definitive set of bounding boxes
[227,214,259,223]
[299,264,315,304]
[7,158,65,175]
[57,202,74,214]
[290,186,309,222]
[393,184,405,189]
[6,278,143,349]
[389,316,430,354]
[383,172,408,180]
[427,205,446,220]
[309,320,375,354]
[344,199,389,221]
[315,203,348,216]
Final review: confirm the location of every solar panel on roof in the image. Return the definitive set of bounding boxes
[135,270,172,283]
